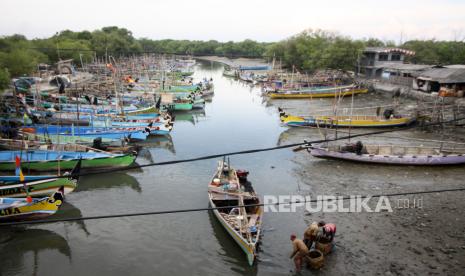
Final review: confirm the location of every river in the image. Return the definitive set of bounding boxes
[1,60,464,276]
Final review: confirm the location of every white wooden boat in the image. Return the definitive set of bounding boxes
[208,158,262,266]
[309,142,465,165]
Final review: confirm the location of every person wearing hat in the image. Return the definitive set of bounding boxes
[290,233,309,273]
[303,222,319,248]
[304,221,337,248]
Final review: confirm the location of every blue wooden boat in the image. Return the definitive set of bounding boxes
[0,175,51,183]
[238,65,271,71]
[23,125,149,141]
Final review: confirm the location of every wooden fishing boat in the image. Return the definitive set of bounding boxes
[208,159,262,266]
[125,105,158,115]
[0,150,135,171]
[22,125,150,141]
[160,102,193,111]
[0,188,64,222]
[268,84,368,99]
[0,138,140,155]
[20,131,122,144]
[0,176,77,198]
[308,142,465,165]
[279,109,415,128]
[24,123,172,137]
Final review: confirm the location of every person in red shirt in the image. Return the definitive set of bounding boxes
[318,221,336,243]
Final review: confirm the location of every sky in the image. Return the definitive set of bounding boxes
[1,0,465,42]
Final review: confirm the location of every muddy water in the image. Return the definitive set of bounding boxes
[1,60,464,275]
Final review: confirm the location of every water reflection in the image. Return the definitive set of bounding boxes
[51,202,90,236]
[208,211,258,275]
[172,109,207,125]
[135,135,175,154]
[77,172,141,193]
[0,227,71,276]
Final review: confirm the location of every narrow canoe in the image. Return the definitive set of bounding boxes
[269,88,368,98]
[208,159,262,266]
[0,150,135,171]
[280,113,415,128]
[0,177,77,198]
[0,189,64,222]
[125,105,159,115]
[309,143,465,165]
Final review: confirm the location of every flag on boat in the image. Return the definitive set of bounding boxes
[15,155,32,202]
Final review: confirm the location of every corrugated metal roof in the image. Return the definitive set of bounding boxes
[444,64,465,69]
[364,47,415,56]
[379,62,432,72]
[415,68,465,83]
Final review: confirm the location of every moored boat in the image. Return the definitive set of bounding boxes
[279,108,416,128]
[308,142,465,165]
[0,176,77,198]
[0,150,135,171]
[0,188,64,222]
[268,84,368,99]
[208,158,262,266]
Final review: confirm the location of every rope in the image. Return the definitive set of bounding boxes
[7,116,465,185]
[1,186,464,227]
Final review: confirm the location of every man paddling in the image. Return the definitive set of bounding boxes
[290,234,308,273]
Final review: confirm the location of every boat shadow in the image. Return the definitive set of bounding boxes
[50,201,90,236]
[171,109,206,125]
[207,211,258,275]
[135,134,176,155]
[0,227,71,275]
[76,172,141,193]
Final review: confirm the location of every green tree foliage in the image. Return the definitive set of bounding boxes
[402,40,465,65]
[91,26,142,56]
[0,35,48,77]
[0,68,10,90]
[265,29,364,72]
[1,26,465,82]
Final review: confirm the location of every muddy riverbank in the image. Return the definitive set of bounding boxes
[1,60,464,276]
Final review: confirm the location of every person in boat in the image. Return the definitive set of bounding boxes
[304,221,337,248]
[290,233,308,273]
[341,141,367,155]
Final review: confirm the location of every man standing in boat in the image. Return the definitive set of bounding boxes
[290,234,309,272]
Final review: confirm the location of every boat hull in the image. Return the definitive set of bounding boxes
[310,147,465,165]
[208,199,256,266]
[0,178,76,197]
[282,115,415,128]
[0,194,63,222]
[269,88,368,99]
[0,154,135,172]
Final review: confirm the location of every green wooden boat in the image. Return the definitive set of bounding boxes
[0,177,77,198]
[20,131,120,144]
[125,105,159,115]
[0,150,135,172]
[160,102,193,111]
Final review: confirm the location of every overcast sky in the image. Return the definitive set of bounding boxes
[2,0,465,42]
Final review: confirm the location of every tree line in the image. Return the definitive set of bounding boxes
[1,26,465,89]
